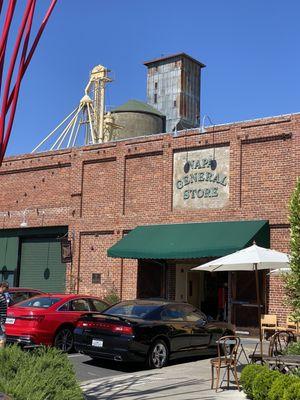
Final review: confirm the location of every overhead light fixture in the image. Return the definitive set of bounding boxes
[20,210,28,228]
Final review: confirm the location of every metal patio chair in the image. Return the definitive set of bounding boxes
[273,330,295,355]
[210,335,240,392]
[249,330,295,364]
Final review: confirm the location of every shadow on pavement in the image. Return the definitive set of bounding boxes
[83,358,146,373]
[81,353,245,400]
[168,354,213,366]
[83,353,213,373]
[83,374,214,400]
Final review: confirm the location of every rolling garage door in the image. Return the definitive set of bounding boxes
[19,238,66,293]
[0,237,19,286]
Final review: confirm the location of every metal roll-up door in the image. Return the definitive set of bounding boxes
[0,237,19,286]
[19,238,66,293]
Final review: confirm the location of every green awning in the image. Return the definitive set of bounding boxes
[108,220,269,259]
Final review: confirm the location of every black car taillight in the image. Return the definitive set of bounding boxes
[76,320,133,335]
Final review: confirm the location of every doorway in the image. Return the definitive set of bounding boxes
[137,260,166,299]
[175,263,204,307]
[231,270,266,327]
[187,271,201,307]
[200,271,228,320]
[175,263,228,320]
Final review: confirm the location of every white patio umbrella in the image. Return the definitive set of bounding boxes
[268,267,291,275]
[192,243,290,360]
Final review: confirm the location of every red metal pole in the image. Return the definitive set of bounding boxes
[1,0,36,159]
[0,0,34,145]
[0,1,16,95]
[0,0,16,62]
[5,0,57,113]
[0,0,57,165]
[0,44,6,96]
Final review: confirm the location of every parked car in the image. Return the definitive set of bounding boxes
[74,299,234,368]
[8,288,44,306]
[5,294,108,352]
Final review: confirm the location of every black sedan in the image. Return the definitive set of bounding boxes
[74,300,234,368]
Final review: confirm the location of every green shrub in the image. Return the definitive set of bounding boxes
[269,374,300,400]
[283,382,300,400]
[285,342,300,355]
[252,369,281,400]
[0,345,83,400]
[240,364,266,399]
[291,368,300,378]
[104,288,120,305]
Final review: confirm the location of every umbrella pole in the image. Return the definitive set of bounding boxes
[254,263,263,361]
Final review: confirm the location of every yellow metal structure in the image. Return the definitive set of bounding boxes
[32,65,121,152]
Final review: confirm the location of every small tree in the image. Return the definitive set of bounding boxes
[285,178,300,322]
[103,284,120,305]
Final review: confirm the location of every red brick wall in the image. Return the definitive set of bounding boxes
[121,258,138,300]
[268,276,289,323]
[0,164,70,212]
[0,113,299,325]
[242,140,292,211]
[124,152,164,215]
[77,232,121,298]
[81,159,118,218]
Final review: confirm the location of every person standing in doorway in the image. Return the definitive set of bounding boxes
[0,284,8,348]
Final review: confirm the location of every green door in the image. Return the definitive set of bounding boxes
[19,238,66,293]
[0,237,19,286]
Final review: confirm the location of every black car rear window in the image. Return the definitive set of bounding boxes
[17,297,61,308]
[103,303,160,319]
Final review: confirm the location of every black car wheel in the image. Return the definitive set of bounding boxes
[54,327,74,353]
[148,339,168,369]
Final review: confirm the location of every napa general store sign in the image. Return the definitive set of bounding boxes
[173,147,230,210]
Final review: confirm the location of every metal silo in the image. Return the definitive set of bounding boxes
[111,99,165,140]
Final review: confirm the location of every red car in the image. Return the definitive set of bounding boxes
[5,294,108,352]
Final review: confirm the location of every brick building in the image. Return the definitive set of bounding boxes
[0,110,298,327]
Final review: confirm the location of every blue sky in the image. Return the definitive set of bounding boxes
[4,0,300,155]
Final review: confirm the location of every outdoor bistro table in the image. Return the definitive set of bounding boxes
[263,355,300,373]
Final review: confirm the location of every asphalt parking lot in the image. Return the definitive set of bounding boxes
[69,352,217,383]
[72,352,249,400]
[69,338,259,383]
[68,353,145,382]
[69,338,260,399]
[69,352,216,383]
